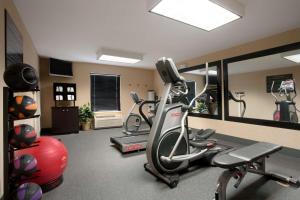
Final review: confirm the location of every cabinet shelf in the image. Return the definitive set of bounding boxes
[52,107,79,134]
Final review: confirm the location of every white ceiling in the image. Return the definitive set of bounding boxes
[229,52,300,74]
[13,0,300,69]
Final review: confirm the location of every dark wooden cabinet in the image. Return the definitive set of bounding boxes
[52,107,79,134]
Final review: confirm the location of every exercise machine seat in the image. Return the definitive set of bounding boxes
[213,142,281,168]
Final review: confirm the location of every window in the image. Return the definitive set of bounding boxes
[90,74,120,111]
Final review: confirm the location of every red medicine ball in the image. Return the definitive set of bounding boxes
[15,136,68,189]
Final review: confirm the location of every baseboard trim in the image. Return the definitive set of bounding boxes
[93,126,122,130]
[214,133,300,158]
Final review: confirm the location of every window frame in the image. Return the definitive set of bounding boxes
[90,73,121,112]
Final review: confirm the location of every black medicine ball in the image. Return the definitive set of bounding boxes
[4,63,38,90]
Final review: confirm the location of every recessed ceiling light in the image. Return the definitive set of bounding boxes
[282,49,300,63]
[186,69,217,75]
[200,70,218,75]
[99,55,141,64]
[97,48,143,64]
[148,0,244,31]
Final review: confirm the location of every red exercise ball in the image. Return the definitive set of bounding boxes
[15,136,68,191]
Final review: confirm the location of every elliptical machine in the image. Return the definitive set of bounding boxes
[271,80,299,123]
[145,58,226,188]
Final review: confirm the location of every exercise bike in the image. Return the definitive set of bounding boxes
[123,92,154,135]
[145,58,227,188]
[271,79,299,123]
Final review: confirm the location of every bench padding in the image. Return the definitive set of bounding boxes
[213,142,282,168]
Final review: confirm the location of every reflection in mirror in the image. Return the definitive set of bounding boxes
[227,48,300,124]
[179,61,221,119]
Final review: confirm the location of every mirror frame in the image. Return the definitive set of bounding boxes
[223,42,300,130]
[179,60,222,120]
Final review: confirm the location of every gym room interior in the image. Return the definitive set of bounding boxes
[1,0,300,199]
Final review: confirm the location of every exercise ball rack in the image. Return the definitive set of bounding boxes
[2,86,41,200]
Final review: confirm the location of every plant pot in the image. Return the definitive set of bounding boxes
[81,121,91,131]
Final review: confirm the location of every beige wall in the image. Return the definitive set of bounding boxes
[1,0,39,197]
[176,28,300,150]
[39,58,155,129]
[229,65,300,120]
[153,71,163,98]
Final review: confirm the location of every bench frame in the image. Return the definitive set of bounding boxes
[214,149,300,200]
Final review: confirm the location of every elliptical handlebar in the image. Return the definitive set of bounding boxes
[271,79,297,102]
[171,82,189,96]
[228,91,246,118]
[168,62,209,160]
[290,79,297,102]
[183,61,209,133]
[188,63,209,108]
[271,81,279,102]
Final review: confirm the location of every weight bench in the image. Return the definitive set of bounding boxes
[213,142,300,200]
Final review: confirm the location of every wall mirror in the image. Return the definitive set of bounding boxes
[224,42,300,130]
[179,61,222,120]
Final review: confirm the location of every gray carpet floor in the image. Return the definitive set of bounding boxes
[43,128,300,200]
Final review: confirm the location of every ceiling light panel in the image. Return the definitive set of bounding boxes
[282,49,300,63]
[97,48,143,64]
[284,55,300,63]
[200,70,218,75]
[149,0,243,31]
[99,55,141,64]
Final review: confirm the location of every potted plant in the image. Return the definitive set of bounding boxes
[196,101,209,114]
[79,103,94,131]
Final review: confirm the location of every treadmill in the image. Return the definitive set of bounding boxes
[110,133,149,153]
[110,100,156,153]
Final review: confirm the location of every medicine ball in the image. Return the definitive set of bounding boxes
[14,154,38,177]
[10,124,37,148]
[15,136,68,190]
[9,96,38,119]
[4,63,38,91]
[14,182,42,200]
